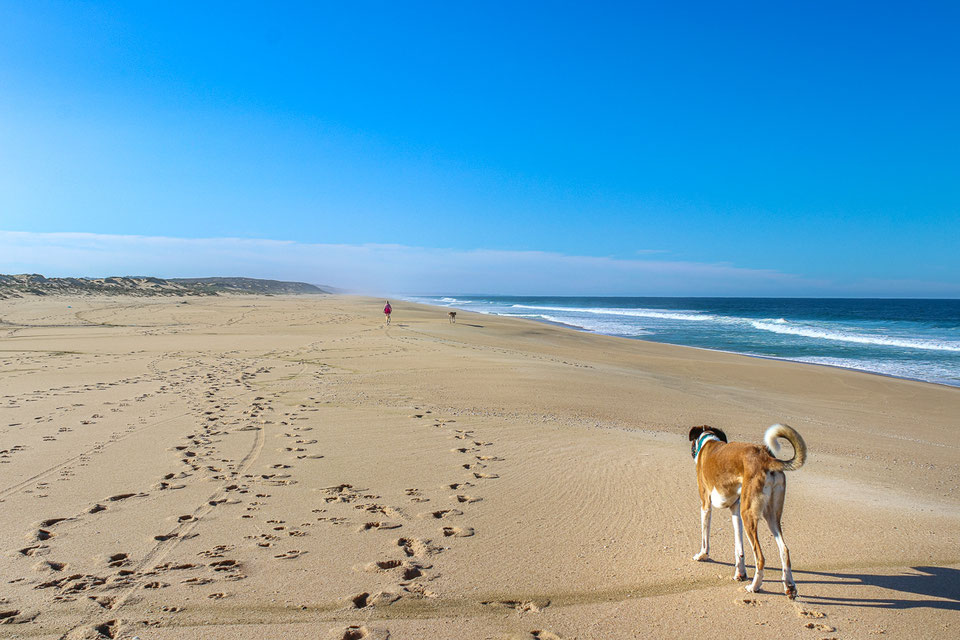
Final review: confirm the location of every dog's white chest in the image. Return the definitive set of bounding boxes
[710,486,740,509]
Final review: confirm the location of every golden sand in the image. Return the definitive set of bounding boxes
[1,295,957,639]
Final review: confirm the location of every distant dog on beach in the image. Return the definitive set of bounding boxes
[689,423,807,598]
[448,311,457,323]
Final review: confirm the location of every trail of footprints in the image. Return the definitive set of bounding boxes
[737,598,837,637]
[2,360,300,632]
[318,406,513,640]
[3,342,550,638]
[236,396,331,562]
[0,356,263,494]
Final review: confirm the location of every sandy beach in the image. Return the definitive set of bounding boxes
[1,294,958,639]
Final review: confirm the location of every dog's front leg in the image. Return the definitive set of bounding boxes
[693,505,711,561]
[730,503,747,580]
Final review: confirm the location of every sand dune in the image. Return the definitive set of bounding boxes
[0,295,957,639]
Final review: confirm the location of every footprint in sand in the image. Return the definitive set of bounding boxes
[347,590,401,610]
[143,581,169,589]
[208,559,239,572]
[404,488,429,503]
[349,592,371,609]
[108,492,144,502]
[396,537,442,558]
[355,504,405,518]
[154,480,186,490]
[390,562,421,580]
[360,559,402,572]
[106,553,130,568]
[274,549,305,560]
[359,521,402,531]
[442,526,475,538]
[401,583,437,599]
[19,544,47,557]
[330,625,390,640]
[482,599,550,613]
[420,509,463,520]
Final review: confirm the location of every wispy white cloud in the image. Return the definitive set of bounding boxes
[1,230,955,297]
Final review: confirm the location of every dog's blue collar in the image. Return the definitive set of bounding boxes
[694,433,721,462]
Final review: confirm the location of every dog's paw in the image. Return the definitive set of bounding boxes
[785,584,797,599]
[692,551,709,562]
[744,583,762,593]
[733,572,747,582]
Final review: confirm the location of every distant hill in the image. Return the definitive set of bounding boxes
[0,274,330,298]
[169,277,329,295]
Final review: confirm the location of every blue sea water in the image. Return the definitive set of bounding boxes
[408,296,960,387]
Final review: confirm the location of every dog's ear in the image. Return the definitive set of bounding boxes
[688,426,706,441]
[709,427,728,443]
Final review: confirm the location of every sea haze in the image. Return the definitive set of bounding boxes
[409,296,960,387]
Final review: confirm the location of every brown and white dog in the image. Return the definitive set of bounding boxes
[689,424,807,598]
[448,311,457,323]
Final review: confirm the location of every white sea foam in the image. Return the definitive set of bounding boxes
[505,312,653,335]
[794,356,960,384]
[509,312,582,326]
[511,304,714,322]
[751,320,960,352]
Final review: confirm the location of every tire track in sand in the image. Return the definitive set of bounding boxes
[0,358,272,501]
[56,424,266,638]
[57,363,308,637]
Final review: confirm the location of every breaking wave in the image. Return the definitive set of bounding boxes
[751,320,960,352]
[511,304,714,322]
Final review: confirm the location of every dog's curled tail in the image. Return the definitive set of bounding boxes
[764,424,807,471]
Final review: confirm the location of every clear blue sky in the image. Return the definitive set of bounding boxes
[1,1,958,295]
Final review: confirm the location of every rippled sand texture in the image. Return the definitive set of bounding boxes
[1,295,958,639]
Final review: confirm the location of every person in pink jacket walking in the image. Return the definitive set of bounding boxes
[383,301,392,325]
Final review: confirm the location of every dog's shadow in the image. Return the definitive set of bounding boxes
[707,560,960,610]
[800,565,960,611]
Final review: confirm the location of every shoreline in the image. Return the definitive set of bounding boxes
[408,296,960,390]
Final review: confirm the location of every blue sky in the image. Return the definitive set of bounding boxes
[1,1,958,295]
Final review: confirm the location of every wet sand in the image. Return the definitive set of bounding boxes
[1,295,958,639]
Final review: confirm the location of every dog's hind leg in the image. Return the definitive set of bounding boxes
[765,477,796,598]
[766,515,795,598]
[693,504,712,561]
[730,500,747,581]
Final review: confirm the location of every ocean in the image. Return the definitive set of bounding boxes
[408,296,960,388]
